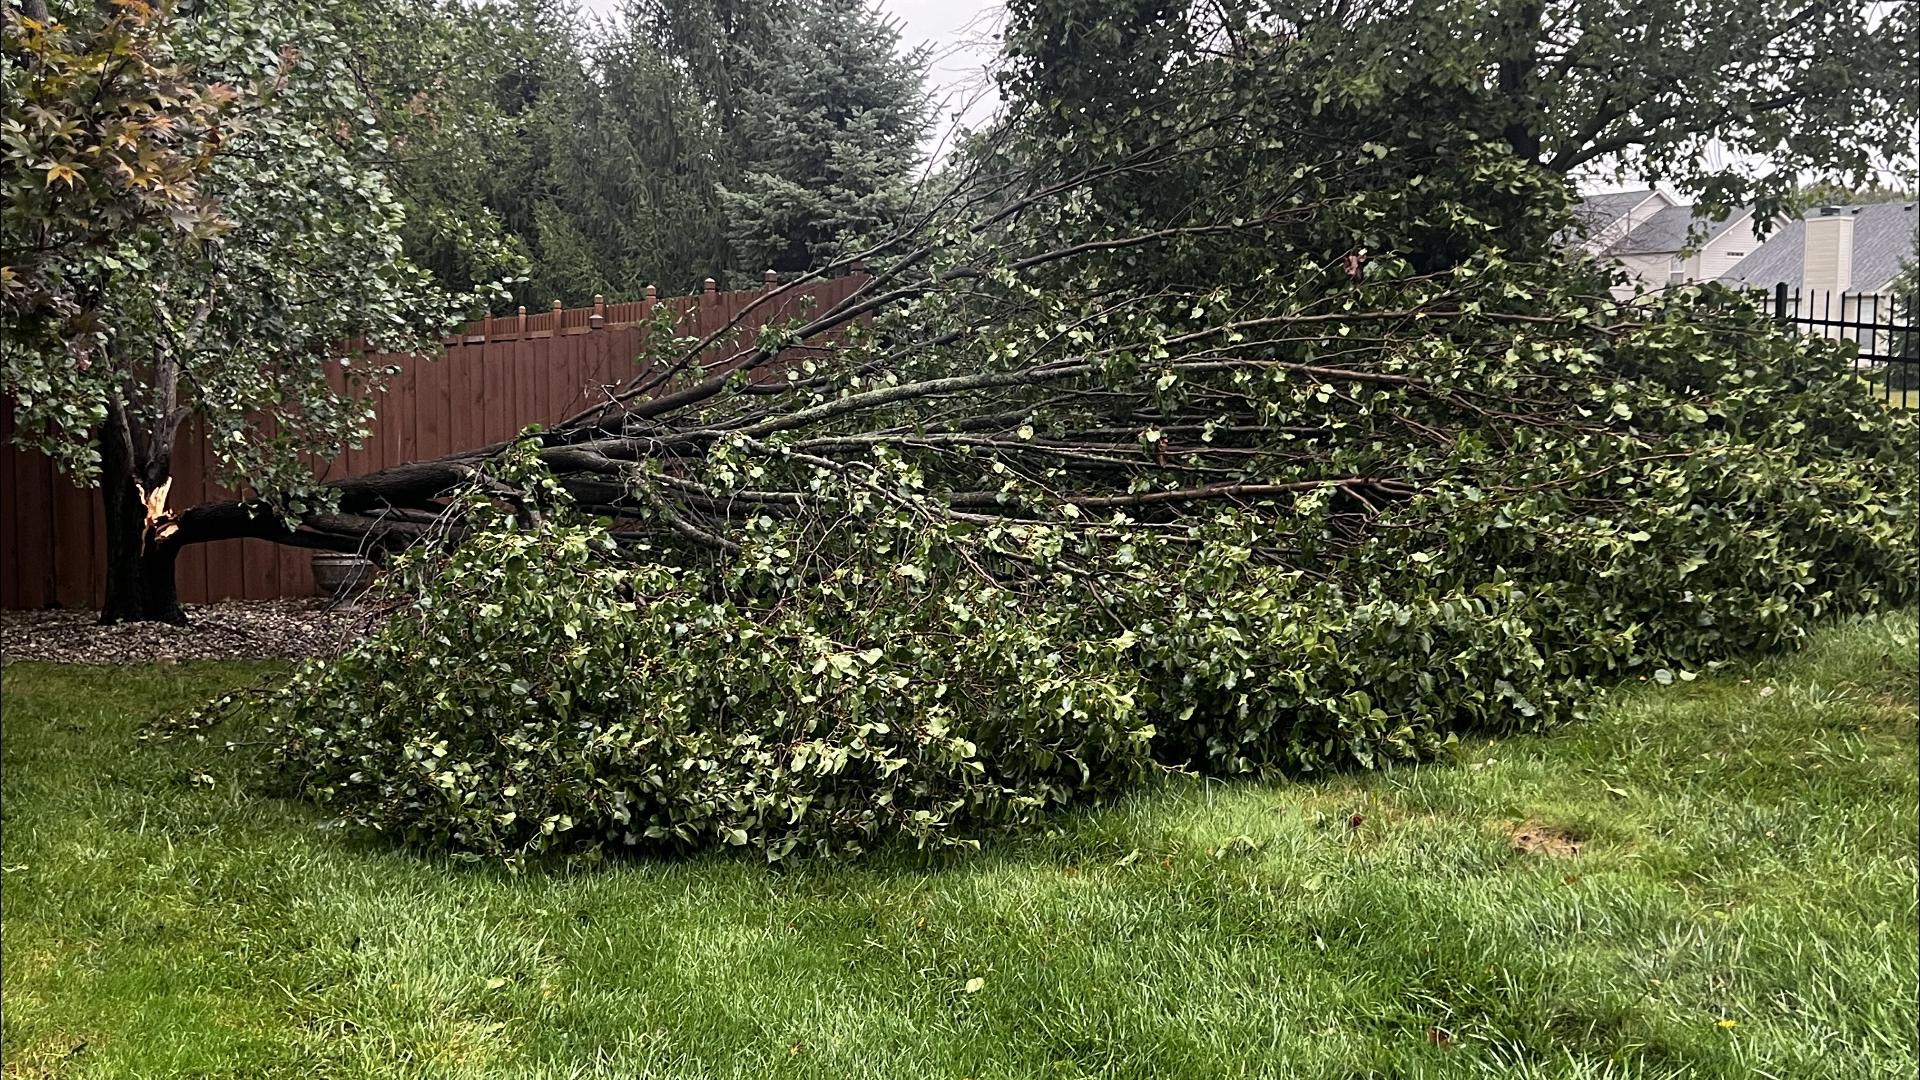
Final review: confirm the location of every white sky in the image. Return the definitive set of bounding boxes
[880,0,1006,140]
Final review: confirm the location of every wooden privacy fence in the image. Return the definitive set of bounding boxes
[1,274,865,610]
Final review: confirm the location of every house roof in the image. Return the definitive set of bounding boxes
[1606,203,1752,255]
[1720,202,1919,293]
[1573,189,1659,233]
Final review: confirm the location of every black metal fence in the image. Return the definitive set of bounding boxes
[1765,284,1919,404]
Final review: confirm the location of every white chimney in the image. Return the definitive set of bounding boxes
[1801,206,1855,294]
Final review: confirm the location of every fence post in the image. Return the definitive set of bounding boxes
[516,305,527,336]
[482,311,493,341]
[763,269,778,292]
[590,294,605,331]
[1773,282,1788,323]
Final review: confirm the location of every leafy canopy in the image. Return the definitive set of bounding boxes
[1002,0,1918,228]
[1,0,234,363]
[3,0,488,502]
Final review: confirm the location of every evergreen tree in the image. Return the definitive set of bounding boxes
[720,0,931,276]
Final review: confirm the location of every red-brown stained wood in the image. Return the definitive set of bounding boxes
[170,416,210,603]
[51,467,94,608]
[15,453,55,608]
[547,328,573,424]
[0,409,26,609]
[484,340,510,446]
[2,278,859,607]
[242,537,280,600]
[202,441,249,602]
[392,358,418,467]
[460,342,488,452]
[417,353,449,460]
[88,494,107,608]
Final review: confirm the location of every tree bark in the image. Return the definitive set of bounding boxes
[1495,0,1545,164]
[97,397,185,624]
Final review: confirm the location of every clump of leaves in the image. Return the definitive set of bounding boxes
[254,521,1150,864]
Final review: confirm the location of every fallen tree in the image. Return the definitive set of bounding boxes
[180,8,1918,863]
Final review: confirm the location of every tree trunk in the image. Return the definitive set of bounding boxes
[97,398,185,625]
[1495,0,1545,163]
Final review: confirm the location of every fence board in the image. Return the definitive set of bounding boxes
[51,468,94,608]
[205,517,246,600]
[13,455,53,609]
[514,333,542,437]
[417,354,449,460]
[484,340,509,444]
[242,537,279,600]
[548,333,570,426]
[0,410,23,610]
[171,417,210,604]
[88,495,107,609]
[391,361,417,469]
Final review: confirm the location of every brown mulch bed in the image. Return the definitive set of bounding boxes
[0,599,390,665]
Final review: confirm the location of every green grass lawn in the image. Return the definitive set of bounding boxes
[4,613,1916,1080]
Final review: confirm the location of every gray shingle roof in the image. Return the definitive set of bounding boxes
[1606,204,1751,255]
[1719,202,1919,293]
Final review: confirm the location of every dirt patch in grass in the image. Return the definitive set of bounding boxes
[1509,822,1583,858]
[0,1032,95,1078]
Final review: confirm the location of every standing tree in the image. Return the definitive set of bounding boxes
[327,0,544,301]
[1003,0,1918,229]
[521,8,735,299]
[486,0,932,297]
[2,0,484,622]
[720,0,931,275]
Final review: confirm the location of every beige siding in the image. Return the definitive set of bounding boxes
[1802,217,1855,293]
[1696,216,1761,282]
[1612,252,1673,296]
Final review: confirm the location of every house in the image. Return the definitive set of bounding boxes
[1717,201,1916,298]
[1600,203,1762,294]
[1572,188,1762,297]
[1718,200,1918,358]
[1567,188,1676,256]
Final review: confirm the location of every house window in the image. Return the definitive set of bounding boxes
[1724,250,1745,258]
[1668,256,1685,273]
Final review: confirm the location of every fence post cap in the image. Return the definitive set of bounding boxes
[645,284,657,299]
[703,277,718,294]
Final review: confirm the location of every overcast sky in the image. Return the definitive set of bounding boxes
[882,0,1005,139]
